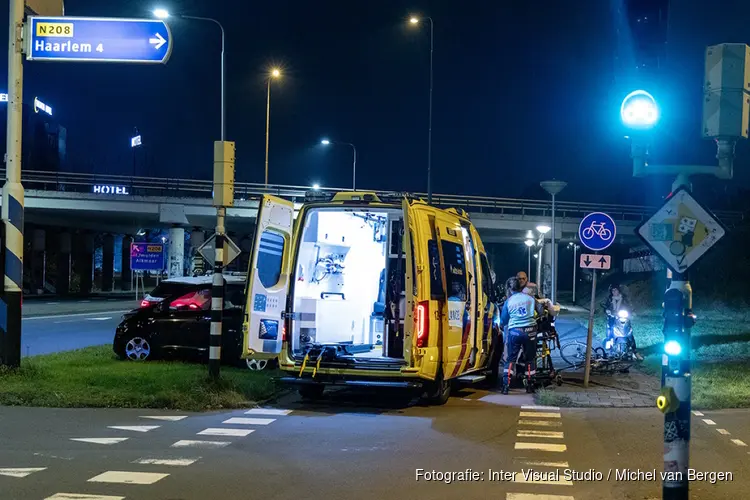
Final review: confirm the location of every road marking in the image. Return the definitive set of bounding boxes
[518,420,562,427]
[198,428,255,437]
[108,425,160,433]
[0,467,47,478]
[692,411,704,416]
[513,474,573,486]
[88,470,169,485]
[245,408,292,416]
[46,494,125,500]
[521,405,560,411]
[24,310,129,321]
[731,439,747,447]
[515,442,567,452]
[717,429,731,435]
[85,317,113,321]
[517,430,564,439]
[46,302,59,305]
[222,417,275,425]
[133,457,199,466]
[70,437,129,445]
[506,493,575,500]
[171,440,231,449]
[80,300,91,303]
[519,412,561,419]
[702,419,716,426]
[514,459,569,467]
[140,415,188,421]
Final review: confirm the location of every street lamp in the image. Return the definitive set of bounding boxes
[524,239,535,277]
[153,9,226,140]
[408,15,434,203]
[312,183,320,190]
[536,225,551,234]
[265,67,282,186]
[534,225,550,288]
[541,180,567,305]
[620,90,658,130]
[568,242,580,305]
[320,139,357,190]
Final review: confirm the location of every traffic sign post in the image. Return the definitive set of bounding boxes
[578,212,617,388]
[26,17,172,64]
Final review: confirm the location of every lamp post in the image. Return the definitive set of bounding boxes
[568,242,579,305]
[320,139,357,190]
[524,239,535,277]
[540,180,566,305]
[535,225,550,293]
[265,68,281,186]
[408,15,434,203]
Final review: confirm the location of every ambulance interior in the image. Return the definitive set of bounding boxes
[291,207,407,361]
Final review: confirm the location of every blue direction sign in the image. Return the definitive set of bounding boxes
[131,243,165,271]
[26,16,172,64]
[578,212,617,251]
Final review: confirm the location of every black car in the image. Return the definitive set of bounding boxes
[113,275,273,370]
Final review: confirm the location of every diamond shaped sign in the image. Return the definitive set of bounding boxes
[197,234,241,266]
[636,188,726,274]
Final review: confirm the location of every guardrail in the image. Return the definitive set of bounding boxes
[3,169,746,225]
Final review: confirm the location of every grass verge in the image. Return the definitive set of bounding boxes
[535,388,574,408]
[0,346,280,411]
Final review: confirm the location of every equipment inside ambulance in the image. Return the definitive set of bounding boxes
[242,192,502,404]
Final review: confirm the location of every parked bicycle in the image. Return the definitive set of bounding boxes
[559,339,637,374]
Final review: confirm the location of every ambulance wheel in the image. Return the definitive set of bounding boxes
[299,385,325,400]
[426,371,451,405]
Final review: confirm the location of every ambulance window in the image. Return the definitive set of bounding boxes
[480,253,492,300]
[428,240,444,299]
[257,231,285,288]
[441,241,467,301]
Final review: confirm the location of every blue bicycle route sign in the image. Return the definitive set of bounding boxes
[26,17,172,64]
[578,212,617,251]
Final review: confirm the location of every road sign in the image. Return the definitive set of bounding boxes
[130,243,165,271]
[636,187,726,273]
[26,16,172,64]
[578,212,617,251]
[580,254,611,270]
[197,234,242,266]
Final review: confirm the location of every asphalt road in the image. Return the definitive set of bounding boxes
[0,388,747,500]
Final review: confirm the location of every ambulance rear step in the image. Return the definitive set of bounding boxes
[280,377,422,389]
[455,374,486,384]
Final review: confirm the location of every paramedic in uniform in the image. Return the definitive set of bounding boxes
[500,276,545,394]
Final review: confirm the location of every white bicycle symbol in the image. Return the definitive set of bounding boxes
[582,221,613,241]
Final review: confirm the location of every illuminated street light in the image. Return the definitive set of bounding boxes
[152,8,169,19]
[620,90,658,129]
[312,183,320,190]
[409,16,419,24]
[524,239,535,247]
[320,139,330,145]
[265,67,282,185]
[536,225,551,234]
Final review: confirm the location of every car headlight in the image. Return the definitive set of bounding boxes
[617,310,629,319]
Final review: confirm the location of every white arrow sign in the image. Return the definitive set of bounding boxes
[580,253,611,270]
[149,33,166,50]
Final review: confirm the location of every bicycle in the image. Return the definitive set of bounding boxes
[581,221,612,241]
[559,339,634,374]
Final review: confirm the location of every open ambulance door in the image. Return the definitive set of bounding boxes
[242,195,295,359]
[401,197,416,367]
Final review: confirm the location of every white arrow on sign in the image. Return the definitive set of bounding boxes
[580,253,611,270]
[149,33,166,50]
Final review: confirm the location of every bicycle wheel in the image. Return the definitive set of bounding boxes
[582,227,595,240]
[560,340,588,368]
[600,228,612,240]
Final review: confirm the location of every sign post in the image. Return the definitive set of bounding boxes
[578,212,616,388]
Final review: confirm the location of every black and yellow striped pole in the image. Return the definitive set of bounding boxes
[0,0,25,368]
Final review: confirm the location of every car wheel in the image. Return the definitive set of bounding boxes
[124,336,152,361]
[245,358,269,371]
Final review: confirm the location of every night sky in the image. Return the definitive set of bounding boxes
[4,0,750,206]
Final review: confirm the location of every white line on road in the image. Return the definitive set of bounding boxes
[518,420,562,427]
[702,419,716,426]
[198,428,255,437]
[0,467,47,478]
[171,440,231,449]
[514,459,570,468]
[85,317,113,321]
[88,470,169,485]
[692,411,704,416]
[140,415,188,421]
[717,429,731,435]
[519,412,561,419]
[107,425,160,433]
[133,458,199,467]
[80,301,91,303]
[521,405,560,411]
[245,408,292,416]
[517,430,564,439]
[515,442,567,452]
[506,493,575,500]
[46,494,125,500]
[731,439,747,447]
[70,438,129,445]
[46,302,59,305]
[24,310,129,321]
[222,417,275,425]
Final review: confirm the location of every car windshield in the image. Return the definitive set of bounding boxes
[148,282,196,299]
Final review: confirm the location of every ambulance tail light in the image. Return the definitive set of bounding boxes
[282,320,287,342]
[416,301,429,348]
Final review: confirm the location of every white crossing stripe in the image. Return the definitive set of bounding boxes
[717,429,731,435]
[521,405,560,411]
[702,419,716,425]
[171,440,231,449]
[140,415,188,421]
[198,428,255,437]
[222,417,275,425]
[731,439,747,447]
[245,408,292,416]
[46,494,125,500]
[513,474,573,486]
[506,493,575,500]
[515,442,567,452]
[514,459,569,468]
[519,412,561,419]
[70,438,129,445]
[133,458,199,467]
[0,467,47,478]
[692,411,704,416]
[517,430,564,439]
[518,420,562,427]
[88,470,169,485]
[108,425,160,433]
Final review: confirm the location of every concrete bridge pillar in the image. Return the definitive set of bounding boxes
[57,231,72,296]
[101,234,115,292]
[77,233,95,295]
[168,226,185,278]
[190,229,205,276]
[120,235,133,291]
[30,228,46,294]
[542,242,557,300]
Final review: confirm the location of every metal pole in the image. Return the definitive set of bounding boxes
[583,268,597,388]
[527,247,531,277]
[264,78,271,186]
[220,26,225,141]
[0,0,25,368]
[426,18,433,204]
[209,208,226,379]
[572,245,577,305]
[351,144,357,190]
[551,193,557,304]
[536,237,543,287]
